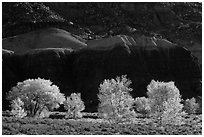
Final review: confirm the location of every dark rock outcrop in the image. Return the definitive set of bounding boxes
[2,42,201,112]
[2,49,20,109]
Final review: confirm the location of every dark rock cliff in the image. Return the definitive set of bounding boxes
[2,44,201,112]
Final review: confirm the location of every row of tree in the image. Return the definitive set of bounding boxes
[7,76,201,127]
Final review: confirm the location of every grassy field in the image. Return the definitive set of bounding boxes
[2,112,202,135]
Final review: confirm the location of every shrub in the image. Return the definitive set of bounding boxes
[183,97,199,114]
[10,98,27,118]
[134,97,151,117]
[97,75,136,123]
[147,80,185,126]
[7,78,65,118]
[63,93,85,119]
[196,96,202,114]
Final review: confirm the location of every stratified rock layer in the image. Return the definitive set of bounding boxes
[2,28,87,54]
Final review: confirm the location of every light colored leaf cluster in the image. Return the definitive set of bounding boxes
[98,75,136,123]
[38,107,50,118]
[63,93,85,119]
[10,98,27,118]
[134,97,151,117]
[7,78,65,118]
[147,80,185,126]
[183,97,199,114]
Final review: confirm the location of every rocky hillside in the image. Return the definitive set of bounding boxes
[45,2,201,42]
[2,2,202,62]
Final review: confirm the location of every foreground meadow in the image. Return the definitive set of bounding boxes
[2,112,202,135]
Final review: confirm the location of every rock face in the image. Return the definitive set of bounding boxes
[3,3,202,64]
[2,49,17,109]
[87,34,176,49]
[2,28,87,54]
[2,39,201,112]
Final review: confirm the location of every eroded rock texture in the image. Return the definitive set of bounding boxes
[2,28,87,54]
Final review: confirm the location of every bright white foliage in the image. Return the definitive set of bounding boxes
[134,97,151,116]
[183,97,199,114]
[98,75,136,123]
[147,80,185,126]
[64,93,85,119]
[10,98,27,118]
[7,78,65,118]
[38,107,50,118]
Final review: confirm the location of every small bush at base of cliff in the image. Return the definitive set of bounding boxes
[63,93,85,119]
[7,78,66,118]
[183,97,199,114]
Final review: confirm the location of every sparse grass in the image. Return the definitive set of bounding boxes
[2,112,202,135]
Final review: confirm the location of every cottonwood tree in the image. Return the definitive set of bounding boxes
[147,80,185,126]
[98,75,136,123]
[7,78,65,118]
